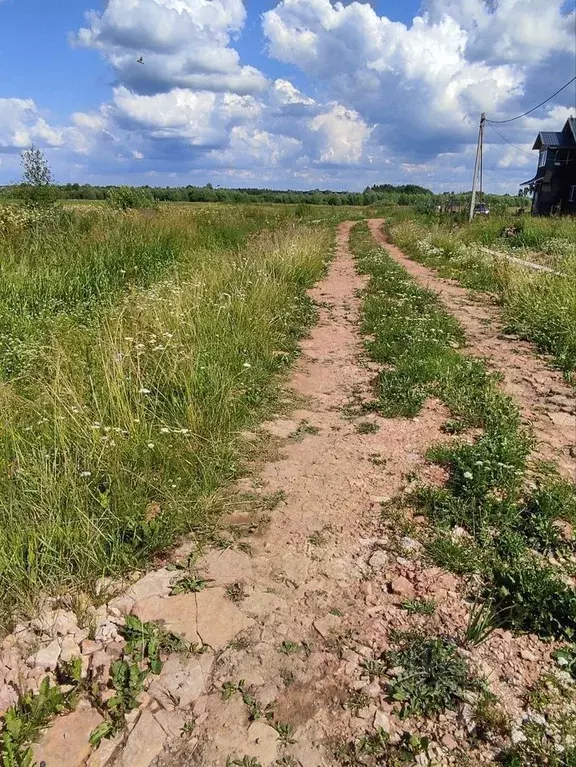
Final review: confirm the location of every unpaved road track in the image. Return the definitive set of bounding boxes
[154,220,569,766]
[157,222,453,765]
[30,220,574,766]
[368,219,576,480]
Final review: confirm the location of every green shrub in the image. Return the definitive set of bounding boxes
[106,186,156,211]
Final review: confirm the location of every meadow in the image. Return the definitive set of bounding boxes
[1,197,574,631]
[0,202,334,629]
[385,211,576,380]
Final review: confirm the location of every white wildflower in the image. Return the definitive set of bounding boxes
[463,471,473,480]
[80,471,92,478]
[139,388,151,395]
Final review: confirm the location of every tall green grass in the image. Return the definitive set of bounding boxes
[386,213,576,380]
[0,207,331,629]
[0,205,292,380]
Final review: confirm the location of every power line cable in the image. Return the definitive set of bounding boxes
[487,75,576,124]
[485,121,534,157]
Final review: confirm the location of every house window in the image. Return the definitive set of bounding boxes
[539,149,548,167]
[569,185,576,203]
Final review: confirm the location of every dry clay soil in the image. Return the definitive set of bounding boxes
[32,220,576,767]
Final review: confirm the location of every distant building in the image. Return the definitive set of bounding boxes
[521,117,576,215]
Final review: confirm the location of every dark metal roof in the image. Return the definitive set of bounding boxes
[532,131,574,149]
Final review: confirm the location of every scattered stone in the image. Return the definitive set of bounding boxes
[32,639,61,672]
[195,588,254,650]
[33,704,103,766]
[389,576,415,598]
[127,569,176,602]
[373,710,391,733]
[148,656,207,709]
[60,636,81,664]
[362,681,381,699]
[94,621,118,643]
[32,609,78,638]
[244,721,280,764]
[0,683,18,714]
[442,733,459,751]
[105,641,125,660]
[90,650,112,685]
[120,709,167,766]
[313,612,341,639]
[370,496,391,506]
[369,550,389,569]
[86,732,124,767]
[400,536,423,553]
[132,593,201,644]
[81,639,103,656]
[107,594,135,616]
[520,649,537,662]
[552,519,573,541]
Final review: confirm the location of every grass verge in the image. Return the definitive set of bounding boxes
[0,210,331,630]
[351,221,576,643]
[385,213,576,380]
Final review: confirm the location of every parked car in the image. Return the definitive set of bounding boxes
[474,203,490,216]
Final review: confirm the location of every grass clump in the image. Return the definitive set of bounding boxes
[0,208,331,630]
[400,597,436,616]
[385,630,481,718]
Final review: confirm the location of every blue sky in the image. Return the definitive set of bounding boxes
[1,0,574,191]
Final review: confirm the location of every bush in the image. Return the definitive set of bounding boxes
[106,186,156,211]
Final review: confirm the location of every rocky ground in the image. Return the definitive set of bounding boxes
[1,220,574,767]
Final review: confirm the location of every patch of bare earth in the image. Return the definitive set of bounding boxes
[16,221,568,766]
[368,218,576,481]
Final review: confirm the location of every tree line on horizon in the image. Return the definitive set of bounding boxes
[0,178,525,210]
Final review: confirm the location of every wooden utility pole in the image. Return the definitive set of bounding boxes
[469,112,486,222]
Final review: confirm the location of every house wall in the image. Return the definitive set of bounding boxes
[531,149,576,215]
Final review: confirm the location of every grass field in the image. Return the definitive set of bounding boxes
[1,199,574,632]
[385,211,576,380]
[0,203,333,629]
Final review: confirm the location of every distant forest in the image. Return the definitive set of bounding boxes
[0,181,524,208]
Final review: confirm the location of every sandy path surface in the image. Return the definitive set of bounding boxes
[155,222,453,766]
[367,219,576,481]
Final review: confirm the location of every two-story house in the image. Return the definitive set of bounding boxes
[521,117,576,215]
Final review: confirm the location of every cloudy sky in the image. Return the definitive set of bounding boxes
[0,0,574,192]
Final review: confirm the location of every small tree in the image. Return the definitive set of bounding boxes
[19,145,58,207]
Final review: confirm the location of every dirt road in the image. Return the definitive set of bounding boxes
[29,220,575,766]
